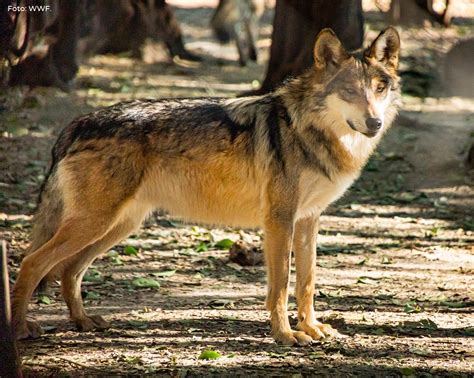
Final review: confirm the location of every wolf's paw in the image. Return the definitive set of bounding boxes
[273,329,314,346]
[296,321,337,340]
[74,315,110,332]
[15,319,44,340]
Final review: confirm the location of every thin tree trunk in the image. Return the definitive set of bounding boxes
[0,241,22,378]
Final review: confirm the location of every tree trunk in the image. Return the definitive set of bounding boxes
[0,241,22,378]
[84,0,149,58]
[0,0,30,86]
[9,0,80,90]
[257,0,364,94]
[153,0,199,60]
[83,0,199,61]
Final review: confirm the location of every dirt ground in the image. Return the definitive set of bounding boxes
[1,2,473,377]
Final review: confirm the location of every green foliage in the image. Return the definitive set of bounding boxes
[198,350,221,360]
[131,277,160,289]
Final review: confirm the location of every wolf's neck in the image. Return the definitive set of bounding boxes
[337,129,381,166]
[309,125,375,176]
[276,95,378,175]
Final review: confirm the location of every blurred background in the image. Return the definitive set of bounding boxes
[0,1,473,376]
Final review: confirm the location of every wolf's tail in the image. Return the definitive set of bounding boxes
[25,164,64,293]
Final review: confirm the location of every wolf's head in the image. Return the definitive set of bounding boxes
[287,27,401,139]
[316,27,401,138]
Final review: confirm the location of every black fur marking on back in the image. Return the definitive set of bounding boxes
[266,96,292,169]
[54,98,258,159]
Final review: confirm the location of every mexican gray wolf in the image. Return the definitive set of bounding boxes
[12,27,401,345]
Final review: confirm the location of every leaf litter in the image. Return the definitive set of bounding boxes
[1,3,473,376]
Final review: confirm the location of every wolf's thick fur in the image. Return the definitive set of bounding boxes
[13,28,401,344]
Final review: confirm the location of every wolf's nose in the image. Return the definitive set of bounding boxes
[366,118,382,131]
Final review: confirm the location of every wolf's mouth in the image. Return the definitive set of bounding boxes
[363,131,378,138]
[347,120,357,132]
[347,120,379,138]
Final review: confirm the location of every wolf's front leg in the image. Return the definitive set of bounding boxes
[293,215,336,339]
[264,215,313,346]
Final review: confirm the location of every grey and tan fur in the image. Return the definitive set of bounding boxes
[13,27,401,345]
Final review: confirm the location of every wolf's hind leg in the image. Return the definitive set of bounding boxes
[60,216,145,332]
[12,212,120,339]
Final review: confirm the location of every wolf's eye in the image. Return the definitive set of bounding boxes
[345,88,356,95]
[376,85,386,93]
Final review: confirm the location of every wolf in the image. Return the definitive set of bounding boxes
[12,27,401,345]
[210,0,264,66]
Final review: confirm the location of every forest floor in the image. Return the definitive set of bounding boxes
[1,2,473,377]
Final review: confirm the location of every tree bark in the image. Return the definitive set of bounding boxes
[257,0,364,94]
[84,0,199,61]
[153,0,199,60]
[0,241,22,378]
[9,0,80,90]
[84,0,148,58]
[0,0,29,60]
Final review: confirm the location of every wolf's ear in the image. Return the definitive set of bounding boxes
[366,27,400,71]
[313,29,348,70]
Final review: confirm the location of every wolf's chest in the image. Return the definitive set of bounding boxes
[296,170,359,219]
